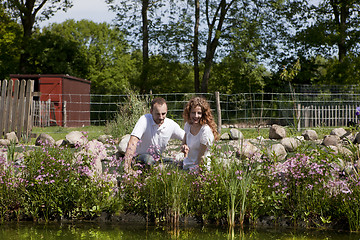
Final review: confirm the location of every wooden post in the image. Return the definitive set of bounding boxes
[24,80,34,141]
[297,103,301,131]
[215,92,221,135]
[4,80,13,134]
[11,80,19,131]
[0,80,7,136]
[63,101,67,127]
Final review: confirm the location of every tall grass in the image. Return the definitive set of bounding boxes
[105,88,149,138]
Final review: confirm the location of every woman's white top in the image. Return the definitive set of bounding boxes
[183,122,214,170]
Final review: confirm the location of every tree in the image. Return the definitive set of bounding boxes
[44,20,138,94]
[106,0,165,93]
[26,30,89,77]
[0,6,22,79]
[3,0,73,72]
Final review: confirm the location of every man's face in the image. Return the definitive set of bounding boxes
[150,103,167,126]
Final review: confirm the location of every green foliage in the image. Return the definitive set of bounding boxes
[0,7,21,79]
[44,20,138,94]
[121,163,192,224]
[105,89,149,138]
[145,55,194,93]
[20,144,118,221]
[26,30,89,77]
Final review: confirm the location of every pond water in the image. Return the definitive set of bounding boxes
[1,222,360,240]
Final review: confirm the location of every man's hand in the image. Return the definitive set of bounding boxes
[124,161,137,176]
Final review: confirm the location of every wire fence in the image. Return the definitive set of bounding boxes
[33,91,360,129]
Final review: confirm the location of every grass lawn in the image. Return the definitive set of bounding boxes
[28,125,344,145]
[30,125,108,144]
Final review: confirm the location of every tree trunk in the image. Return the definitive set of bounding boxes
[201,0,231,93]
[19,0,37,73]
[193,0,200,93]
[141,0,149,93]
[330,0,349,62]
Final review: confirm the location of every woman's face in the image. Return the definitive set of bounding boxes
[189,105,202,124]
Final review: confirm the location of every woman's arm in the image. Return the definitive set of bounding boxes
[196,143,208,165]
[181,133,189,157]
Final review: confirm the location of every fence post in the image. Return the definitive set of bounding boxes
[215,92,222,135]
[63,101,67,127]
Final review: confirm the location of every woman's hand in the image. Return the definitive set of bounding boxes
[181,144,189,157]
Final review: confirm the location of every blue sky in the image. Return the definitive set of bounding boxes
[39,0,116,27]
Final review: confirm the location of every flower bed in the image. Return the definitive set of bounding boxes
[1,127,360,232]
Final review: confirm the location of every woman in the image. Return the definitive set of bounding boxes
[181,97,219,171]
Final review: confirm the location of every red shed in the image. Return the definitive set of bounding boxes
[10,74,91,127]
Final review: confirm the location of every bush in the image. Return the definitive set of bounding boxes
[105,88,149,138]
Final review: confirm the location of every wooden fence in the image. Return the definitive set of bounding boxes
[298,104,358,129]
[0,79,34,141]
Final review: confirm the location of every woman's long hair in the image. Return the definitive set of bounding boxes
[183,96,219,141]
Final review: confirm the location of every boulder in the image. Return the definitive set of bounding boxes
[301,129,318,141]
[267,143,287,160]
[280,137,301,152]
[0,139,11,146]
[322,135,340,147]
[5,132,18,144]
[220,133,230,140]
[35,133,55,146]
[117,134,131,155]
[330,128,348,138]
[98,134,114,144]
[269,124,286,139]
[237,140,261,159]
[229,129,244,140]
[55,139,68,147]
[354,132,360,144]
[66,131,88,147]
[84,139,106,175]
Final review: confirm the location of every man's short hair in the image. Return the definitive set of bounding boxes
[151,97,167,109]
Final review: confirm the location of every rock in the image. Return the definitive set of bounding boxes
[353,132,360,144]
[0,139,11,146]
[322,135,340,147]
[280,137,301,152]
[302,129,318,141]
[35,133,55,146]
[84,139,107,175]
[5,132,18,144]
[269,124,286,139]
[220,133,230,140]
[66,131,88,147]
[0,148,7,169]
[229,129,243,140]
[267,143,287,160]
[237,140,260,159]
[117,134,130,155]
[55,139,68,147]
[330,128,348,138]
[98,134,114,144]
[337,146,353,157]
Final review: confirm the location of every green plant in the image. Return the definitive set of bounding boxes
[105,88,149,138]
[20,141,120,221]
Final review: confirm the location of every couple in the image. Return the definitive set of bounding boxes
[124,96,219,174]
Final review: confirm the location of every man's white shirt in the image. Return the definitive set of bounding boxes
[131,114,185,156]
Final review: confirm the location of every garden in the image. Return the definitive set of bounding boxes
[1,122,360,233]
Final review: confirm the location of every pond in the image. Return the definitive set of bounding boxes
[1,222,360,240]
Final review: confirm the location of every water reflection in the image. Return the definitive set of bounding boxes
[0,222,360,240]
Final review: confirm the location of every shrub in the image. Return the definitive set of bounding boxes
[105,88,149,138]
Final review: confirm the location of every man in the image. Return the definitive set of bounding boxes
[124,97,185,173]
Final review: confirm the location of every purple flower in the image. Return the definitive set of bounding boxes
[356,107,360,116]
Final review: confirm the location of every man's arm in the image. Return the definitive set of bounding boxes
[124,135,140,174]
